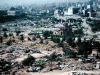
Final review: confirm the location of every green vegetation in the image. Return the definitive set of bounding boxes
[3,32,8,38]
[66,49,76,58]
[51,17,61,24]
[73,29,83,36]
[36,34,40,38]
[32,37,36,41]
[47,52,58,69]
[22,55,35,66]
[66,18,76,23]
[34,59,46,69]
[2,28,8,31]
[66,37,76,48]
[78,41,92,58]
[9,33,13,36]
[92,41,100,53]
[16,31,21,36]
[86,18,100,32]
[63,47,77,58]
[0,60,11,71]
[45,40,49,45]
[50,34,63,38]
[0,13,26,23]
[48,52,57,61]
[52,37,60,43]
[28,37,31,41]
[20,34,24,41]
[58,41,63,47]
[32,30,44,33]
[6,39,12,46]
[77,18,83,23]
[40,38,43,44]
[66,18,83,24]
[43,31,53,39]
[50,34,63,43]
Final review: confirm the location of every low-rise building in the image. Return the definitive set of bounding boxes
[7,10,23,16]
[96,62,100,69]
[54,22,73,37]
[64,7,73,16]
[64,7,79,16]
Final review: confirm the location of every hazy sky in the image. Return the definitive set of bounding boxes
[1,0,67,5]
[1,0,82,5]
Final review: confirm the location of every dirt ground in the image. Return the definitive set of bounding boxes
[15,69,100,75]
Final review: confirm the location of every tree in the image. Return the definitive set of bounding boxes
[34,59,46,69]
[77,37,81,46]
[85,41,92,54]
[20,34,24,41]
[67,49,76,58]
[28,37,31,41]
[2,28,8,31]
[49,52,57,61]
[45,40,48,45]
[93,42,100,53]
[16,31,21,36]
[62,43,76,58]
[63,48,76,58]
[66,37,76,48]
[40,38,43,44]
[52,37,60,43]
[71,42,76,48]
[43,31,53,39]
[9,33,13,36]
[62,44,69,54]
[78,43,85,55]
[78,42,92,58]
[58,42,63,47]
[0,36,3,43]
[83,50,88,59]
[10,7,16,10]
[32,37,36,41]
[96,52,99,59]
[22,55,35,66]
[48,52,57,70]
[6,39,12,46]
[0,60,11,71]
[77,18,83,24]
[86,18,92,23]
[36,33,40,38]
[67,37,73,46]
[73,29,83,36]
[3,32,8,38]
[12,39,15,42]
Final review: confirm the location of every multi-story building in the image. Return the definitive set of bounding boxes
[54,9,59,16]
[64,7,79,16]
[64,7,73,16]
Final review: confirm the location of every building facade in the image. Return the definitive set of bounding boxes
[54,22,73,37]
